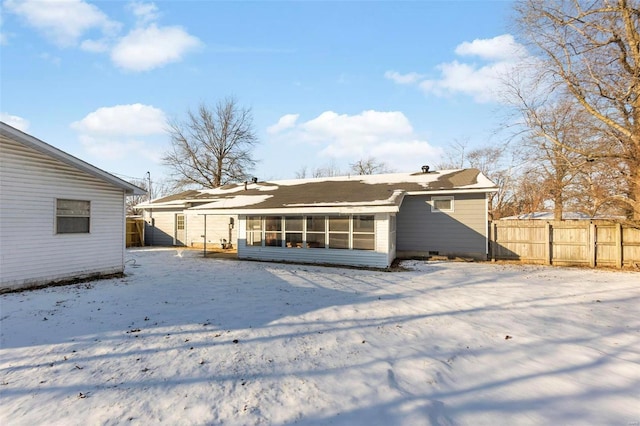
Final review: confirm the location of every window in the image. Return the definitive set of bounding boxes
[328,216,349,249]
[244,214,377,251]
[246,216,263,246]
[265,216,283,247]
[306,216,325,248]
[352,215,375,250]
[431,196,454,213]
[285,216,304,248]
[56,199,90,234]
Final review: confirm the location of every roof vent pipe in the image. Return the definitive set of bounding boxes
[421,165,430,173]
[244,181,248,190]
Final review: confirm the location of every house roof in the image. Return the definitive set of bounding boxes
[1,122,146,196]
[138,168,497,214]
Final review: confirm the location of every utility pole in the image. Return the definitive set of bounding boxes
[146,171,152,201]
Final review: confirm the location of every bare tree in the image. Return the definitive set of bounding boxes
[349,157,394,175]
[515,94,595,219]
[514,0,640,219]
[163,98,258,189]
[435,140,518,219]
[295,166,308,179]
[125,176,174,215]
[436,139,469,170]
[312,162,343,178]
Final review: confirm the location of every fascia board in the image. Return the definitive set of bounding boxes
[194,206,400,215]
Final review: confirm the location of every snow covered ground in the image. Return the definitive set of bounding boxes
[1,248,639,426]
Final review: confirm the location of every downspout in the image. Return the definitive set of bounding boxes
[485,193,489,259]
[149,208,154,245]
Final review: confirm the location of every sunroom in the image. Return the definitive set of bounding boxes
[237,213,396,269]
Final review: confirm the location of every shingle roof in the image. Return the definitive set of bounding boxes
[140,169,496,213]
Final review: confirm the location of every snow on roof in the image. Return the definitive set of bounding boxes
[191,194,274,210]
[140,169,497,212]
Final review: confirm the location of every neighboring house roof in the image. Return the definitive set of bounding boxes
[137,168,497,214]
[1,121,146,196]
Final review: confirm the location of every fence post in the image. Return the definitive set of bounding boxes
[490,222,497,261]
[615,222,623,268]
[589,222,596,268]
[545,221,552,265]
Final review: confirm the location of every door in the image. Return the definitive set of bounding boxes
[175,214,186,246]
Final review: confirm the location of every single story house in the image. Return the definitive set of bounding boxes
[0,122,146,292]
[137,168,497,268]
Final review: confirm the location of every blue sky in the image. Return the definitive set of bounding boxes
[1,0,523,186]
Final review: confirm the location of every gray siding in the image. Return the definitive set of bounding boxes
[1,136,126,290]
[396,193,488,259]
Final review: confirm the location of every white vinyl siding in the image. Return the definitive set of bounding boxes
[142,210,175,246]
[1,135,126,290]
[188,214,237,248]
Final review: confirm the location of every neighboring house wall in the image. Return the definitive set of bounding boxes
[388,214,397,266]
[143,210,178,246]
[237,214,392,268]
[0,136,126,290]
[396,193,488,259]
[143,210,238,247]
[184,213,237,248]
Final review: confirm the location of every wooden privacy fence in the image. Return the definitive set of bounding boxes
[126,217,145,247]
[489,220,640,268]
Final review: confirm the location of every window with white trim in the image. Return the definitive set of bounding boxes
[265,216,283,247]
[56,199,90,234]
[244,215,376,251]
[246,216,263,246]
[352,215,375,250]
[431,196,454,213]
[285,216,303,248]
[328,216,350,249]
[306,216,326,248]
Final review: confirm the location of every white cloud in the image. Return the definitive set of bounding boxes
[127,1,160,26]
[420,59,517,103]
[110,24,202,71]
[386,34,529,103]
[384,71,425,85]
[76,134,142,160]
[80,38,110,53]
[268,110,442,170]
[39,52,62,66]
[71,103,166,136]
[0,14,8,45]
[0,112,30,132]
[267,114,299,134]
[71,104,166,161]
[455,34,523,60]
[3,0,120,47]
[5,1,200,72]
